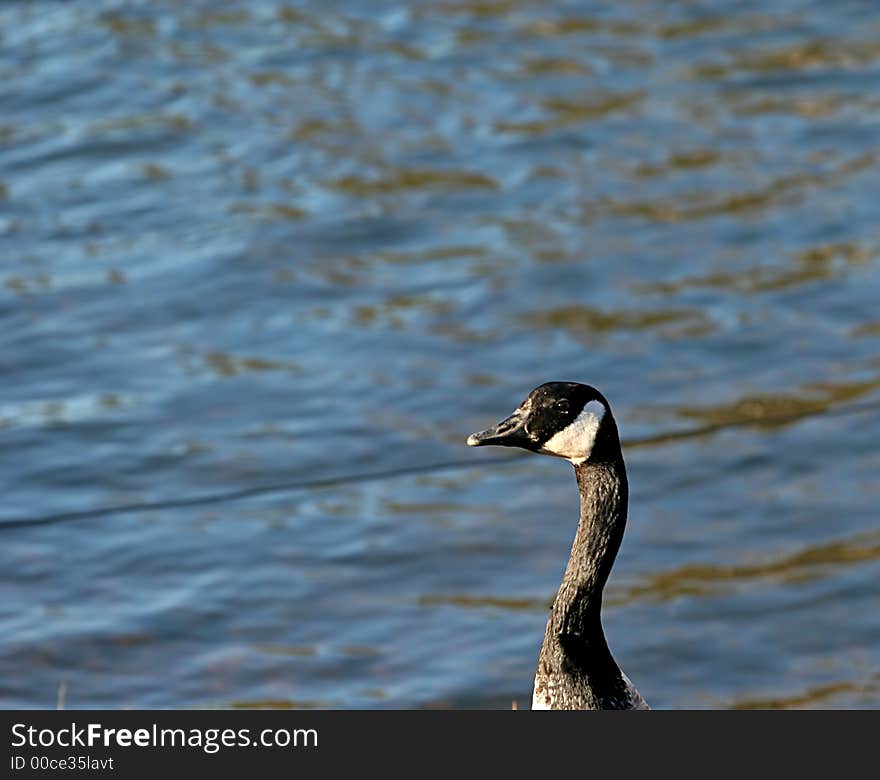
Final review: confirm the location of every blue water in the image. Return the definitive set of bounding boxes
[1,0,878,709]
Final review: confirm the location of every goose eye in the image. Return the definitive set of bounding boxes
[555,400,570,413]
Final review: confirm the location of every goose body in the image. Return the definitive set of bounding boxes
[467,382,648,710]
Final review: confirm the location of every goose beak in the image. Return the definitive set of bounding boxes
[467,410,530,448]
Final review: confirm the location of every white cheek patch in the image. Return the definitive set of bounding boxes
[541,400,606,464]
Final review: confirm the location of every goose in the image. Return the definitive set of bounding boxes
[467,381,648,710]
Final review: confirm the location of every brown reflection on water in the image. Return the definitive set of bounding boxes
[494,91,644,135]
[327,168,499,197]
[694,38,880,79]
[731,93,880,119]
[636,241,875,296]
[352,294,456,330]
[632,149,724,178]
[665,375,880,435]
[199,351,303,378]
[607,531,880,607]
[373,245,490,265]
[254,645,318,657]
[227,203,307,221]
[230,698,329,709]
[597,155,874,223]
[850,321,880,339]
[518,12,781,41]
[522,305,714,342]
[731,675,880,710]
[416,531,880,614]
[417,594,548,611]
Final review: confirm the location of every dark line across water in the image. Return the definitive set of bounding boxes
[2,396,877,532]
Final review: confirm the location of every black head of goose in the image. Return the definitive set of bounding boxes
[468,381,648,710]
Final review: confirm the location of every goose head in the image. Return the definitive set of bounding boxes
[466,382,619,465]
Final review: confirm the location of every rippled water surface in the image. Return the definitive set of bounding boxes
[2,0,879,709]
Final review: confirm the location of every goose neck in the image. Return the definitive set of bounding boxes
[550,459,628,643]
